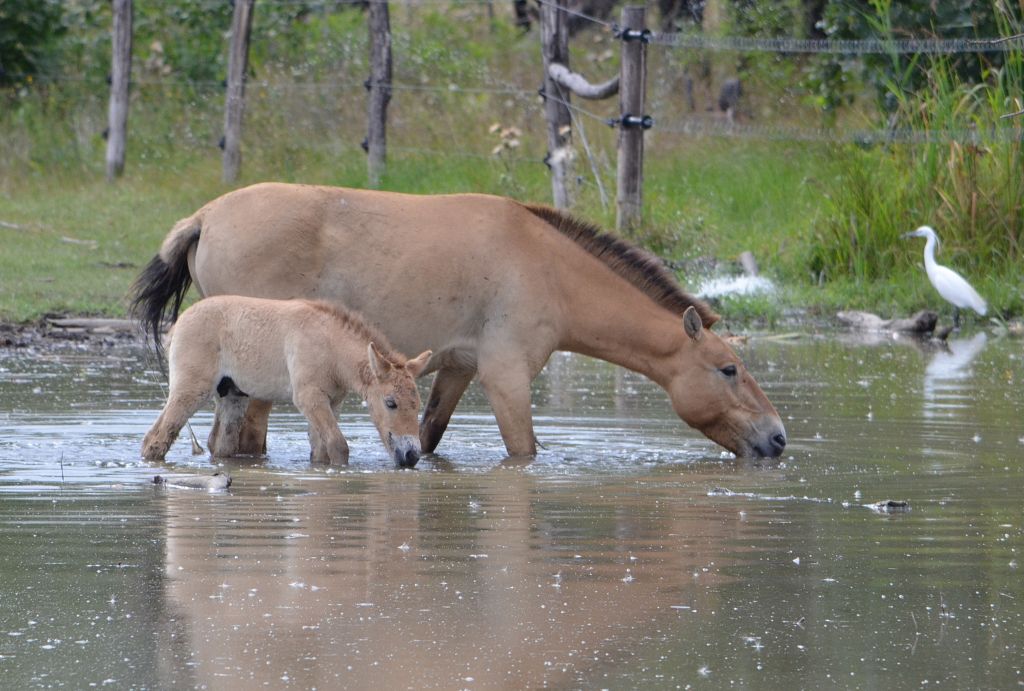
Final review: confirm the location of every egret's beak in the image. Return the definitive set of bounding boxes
[900,231,915,239]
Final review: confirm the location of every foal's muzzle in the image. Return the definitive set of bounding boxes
[390,434,421,468]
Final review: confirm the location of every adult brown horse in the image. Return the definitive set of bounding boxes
[131,183,786,459]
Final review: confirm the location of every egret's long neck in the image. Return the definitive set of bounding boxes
[922,233,938,270]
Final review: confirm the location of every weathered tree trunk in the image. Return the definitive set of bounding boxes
[540,1,573,209]
[616,6,648,233]
[547,63,619,100]
[222,0,255,184]
[105,0,132,182]
[366,1,392,189]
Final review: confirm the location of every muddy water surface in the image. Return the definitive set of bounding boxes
[1,333,1022,688]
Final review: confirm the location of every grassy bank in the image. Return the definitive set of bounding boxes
[3,136,1013,329]
[2,4,1021,327]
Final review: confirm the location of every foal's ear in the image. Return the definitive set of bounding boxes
[683,306,704,342]
[405,350,432,378]
[367,342,393,380]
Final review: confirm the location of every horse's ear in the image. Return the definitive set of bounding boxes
[683,306,704,342]
[405,350,432,378]
[367,342,392,380]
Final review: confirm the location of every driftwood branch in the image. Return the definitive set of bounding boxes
[837,310,937,334]
[548,63,619,100]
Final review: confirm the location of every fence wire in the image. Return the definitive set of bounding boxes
[655,116,1024,145]
[532,0,1022,55]
[649,33,1024,54]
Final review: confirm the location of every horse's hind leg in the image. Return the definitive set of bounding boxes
[420,366,476,453]
[217,398,271,455]
[143,384,211,460]
[207,393,250,457]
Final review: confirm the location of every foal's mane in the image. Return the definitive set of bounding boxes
[522,204,719,327]
[305,300,404,364]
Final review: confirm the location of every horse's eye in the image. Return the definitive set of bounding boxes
[720,365,738,378]
[385,397,398,410]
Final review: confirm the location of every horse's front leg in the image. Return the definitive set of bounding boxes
[420,366,476,453]
[477,359,540,457]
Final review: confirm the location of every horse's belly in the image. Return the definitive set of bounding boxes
[217,359,293,403]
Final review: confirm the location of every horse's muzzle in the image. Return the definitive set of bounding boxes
[751,424,787,458]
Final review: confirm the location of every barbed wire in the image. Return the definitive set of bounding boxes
[4,73,537,98]
[256,0,498,6]
[650,33,1024,54]
[655,116,1024,145]
[538,87,614,125]
[534,0,615,30]
[530,0,1022,55]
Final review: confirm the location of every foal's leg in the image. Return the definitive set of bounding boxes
[143,383,212,461]
[420,366,476,453]
[293,389,349,464]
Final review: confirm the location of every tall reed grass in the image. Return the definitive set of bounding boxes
[804,7,1024,317]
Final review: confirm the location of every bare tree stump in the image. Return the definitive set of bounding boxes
[222,0,255,184]
[105,0,132,182]
[366,1,392,188]
[540,1,573,209]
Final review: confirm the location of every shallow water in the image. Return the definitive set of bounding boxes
[1,333,1022,688]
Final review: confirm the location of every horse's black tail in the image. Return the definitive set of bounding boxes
[129,215,202,357]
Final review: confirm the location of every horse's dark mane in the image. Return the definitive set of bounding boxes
[522,204,719,327]
[305,300,404,364]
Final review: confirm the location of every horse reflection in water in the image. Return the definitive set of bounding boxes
[150,470,766,688]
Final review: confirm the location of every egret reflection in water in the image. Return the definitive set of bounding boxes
[922,332,988,420]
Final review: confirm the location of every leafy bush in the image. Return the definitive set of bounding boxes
[0,0,65,86]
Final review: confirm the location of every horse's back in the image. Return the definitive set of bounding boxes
[191,184,557,355]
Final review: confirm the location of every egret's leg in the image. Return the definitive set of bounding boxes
[953,307,961,331]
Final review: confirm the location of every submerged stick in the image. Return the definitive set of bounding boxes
[153,472,231,490]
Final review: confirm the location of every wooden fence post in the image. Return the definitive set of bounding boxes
[366,0,392,188]
[222,0,255,184]
[539,0,572,209]
[616,6,649,234]
[105,0,132,182]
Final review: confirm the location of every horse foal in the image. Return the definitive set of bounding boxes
[142,296,431,467]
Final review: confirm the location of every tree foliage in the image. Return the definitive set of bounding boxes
[815,0,1008,112]
[0,0,65,86]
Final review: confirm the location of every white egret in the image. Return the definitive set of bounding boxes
[902,225,987,329]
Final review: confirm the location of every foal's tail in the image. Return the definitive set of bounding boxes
[129,213,203,355]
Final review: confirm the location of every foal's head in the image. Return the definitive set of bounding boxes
[364,343,432,468]
[667,307,787,459]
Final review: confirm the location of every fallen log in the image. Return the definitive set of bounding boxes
[48,318,136,332]
[836,310,937,334]
[153,472,232,490]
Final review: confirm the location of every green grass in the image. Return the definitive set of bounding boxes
[0,149,548,322]
[0,134,1017,327]
[2,4,1022,326]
